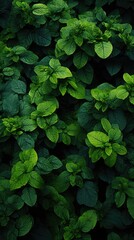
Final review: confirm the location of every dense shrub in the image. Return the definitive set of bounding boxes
[1,0,134,239]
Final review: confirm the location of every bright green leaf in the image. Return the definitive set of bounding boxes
[78,210,97,232]
[94,41,113,59]
[87,131,109,147]
[32,3,49,16]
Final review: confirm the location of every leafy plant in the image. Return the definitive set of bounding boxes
[1,0,134,239]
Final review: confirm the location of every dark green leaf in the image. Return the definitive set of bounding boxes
[77,181,98,207]
[73,51,88,69]
[16,215,33,236]
[33,28,51,46]
[20,51,38,64]
[17,133,35,150]
[29,171,44,189]
[11,80,26,94]
[127,197,134,219]
[22,187,37,207]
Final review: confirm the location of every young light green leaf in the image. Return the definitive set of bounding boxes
[78,210,97,232]
[116,85,129,100]
[123,73,134,85]
[87,131,109,147]
[37,100,57,117]
[32,3,49,16]
[94,41,113,59]
[10,162,29,190]
[19,149,38,165]
[54,66,72,79]
[101,118,112,133]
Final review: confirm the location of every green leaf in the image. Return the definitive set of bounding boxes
[3,93,19,116]
[37,100,57,117]
[54,66,72,79]
[46,126,59,143]
[108,129,121,141]
[106,61,121,76]
[51,171,70,193]
[115,191,126,207]
[32,3,49,16]
[68,83,85,99]
[94,41,113,59]
[123,73,134,85]
[105,146,112,156]
[20,51,38,64]
[17,133,35,150]
[87,131,109,147]
[54,202,69,220]
[78,210,97,232]
[48,155,63,169]
[89,148,103,162]
[77,64,93,84]
[33,28,51,46]
[16,215,33,236]
[29,171,44,189]
[21,118,37,132]
[73,51,88,69]
[108,109,127,130]
[116,86,129,100]
[101,118,112,133]
[10,161,30,190]
[127,197,134,219]
[22,187,37,207]
[11,80,26,94]
[3,67,14,76]
[112,143,127,155]
[108,232,121,240]
[104,151,117,167]
[125,182,134,197]
[19,148,38,165]
[57,38,76,55]
[77,181,98,207]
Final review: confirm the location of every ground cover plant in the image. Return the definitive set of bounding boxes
[1,0,134,239]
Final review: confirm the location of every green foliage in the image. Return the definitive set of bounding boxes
[1,0,134,239]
